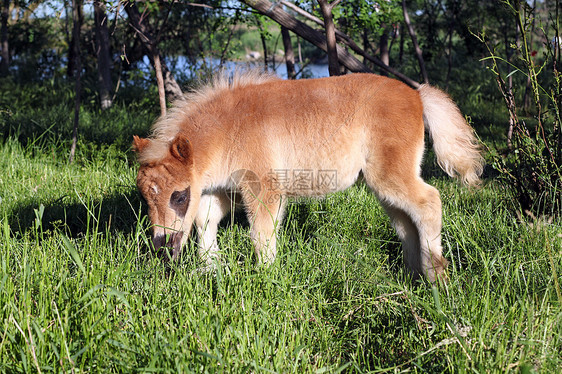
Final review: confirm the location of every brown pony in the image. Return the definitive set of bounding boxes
[133,71,483,282]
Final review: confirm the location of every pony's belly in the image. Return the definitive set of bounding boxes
[269,129,366,196]
[274,163,362,197]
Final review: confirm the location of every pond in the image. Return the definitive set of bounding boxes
[143,56,330,80]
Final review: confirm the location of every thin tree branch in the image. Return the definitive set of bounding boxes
[402,0,429,83]
[279,0,420,87]
[241,0,371,74]
[318,0,340,76]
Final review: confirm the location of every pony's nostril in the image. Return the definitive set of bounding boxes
[152,234,165,251]
[152,232,184,260]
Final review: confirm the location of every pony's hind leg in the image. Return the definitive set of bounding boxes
[380,204,422,279]
[366,171,448,282]
[194,192,232,265]
[409,183,448,282]
[380,183,448,282]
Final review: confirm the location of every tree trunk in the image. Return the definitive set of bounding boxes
[263,0,420,88]
[126,2,166,116]
[163,68,183,102]
[399,23,405,64]
[281,26,296,79]
[317,0,342,76]
[446,28,452,90]
[362,29,369,67]
[241,0,369,74]
[522,0,537,114]
[505,6,520,148]
[379,29,389,76]
[0,0,9,77]
[153,54,167,117]
[94,0,113,110]
[402,0,429,84]
[257,18,269,71]
[125,2,183,115]
[69,0,82,164]
[67,0,83,78]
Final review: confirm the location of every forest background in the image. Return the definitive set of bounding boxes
[0,0,561,372]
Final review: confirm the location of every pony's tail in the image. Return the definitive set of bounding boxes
[418,84,484,186]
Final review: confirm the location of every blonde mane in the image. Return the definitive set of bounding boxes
[137,69,279,165]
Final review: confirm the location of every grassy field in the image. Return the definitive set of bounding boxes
[1,93,562,372]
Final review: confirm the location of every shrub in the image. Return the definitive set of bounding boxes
[478,1,561,217]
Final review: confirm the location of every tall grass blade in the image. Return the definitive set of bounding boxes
[61,235,86,275]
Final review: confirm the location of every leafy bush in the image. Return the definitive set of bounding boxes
[478,1,561,217]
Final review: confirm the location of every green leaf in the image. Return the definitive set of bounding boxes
[61,235,86,275]
[106,286,131,309]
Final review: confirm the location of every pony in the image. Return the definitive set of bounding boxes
[132,71,483,282]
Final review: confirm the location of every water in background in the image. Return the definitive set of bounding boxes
[270,61,329,79]
[144,56,329,80]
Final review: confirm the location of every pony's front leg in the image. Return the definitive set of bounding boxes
[194,192,232,264]
[170,188,201,260]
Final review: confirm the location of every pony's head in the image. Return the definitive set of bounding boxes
[132,134,196,258]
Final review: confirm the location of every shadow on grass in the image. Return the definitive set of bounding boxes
[8,187,146,238]
[8,184,407,279]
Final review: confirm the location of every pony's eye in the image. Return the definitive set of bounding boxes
[169,187,191,216]
[171,189,188,204]
[175,194,186,204]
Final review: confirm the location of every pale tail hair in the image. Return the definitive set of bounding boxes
[418,84,484,186]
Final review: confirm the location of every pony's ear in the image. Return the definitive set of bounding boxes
[170,134,192,162]
[132,135,150,154]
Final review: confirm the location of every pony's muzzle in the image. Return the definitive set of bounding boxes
[152,231,184,260]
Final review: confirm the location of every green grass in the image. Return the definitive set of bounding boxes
[1,135,561,373]
[0,78,561,372]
